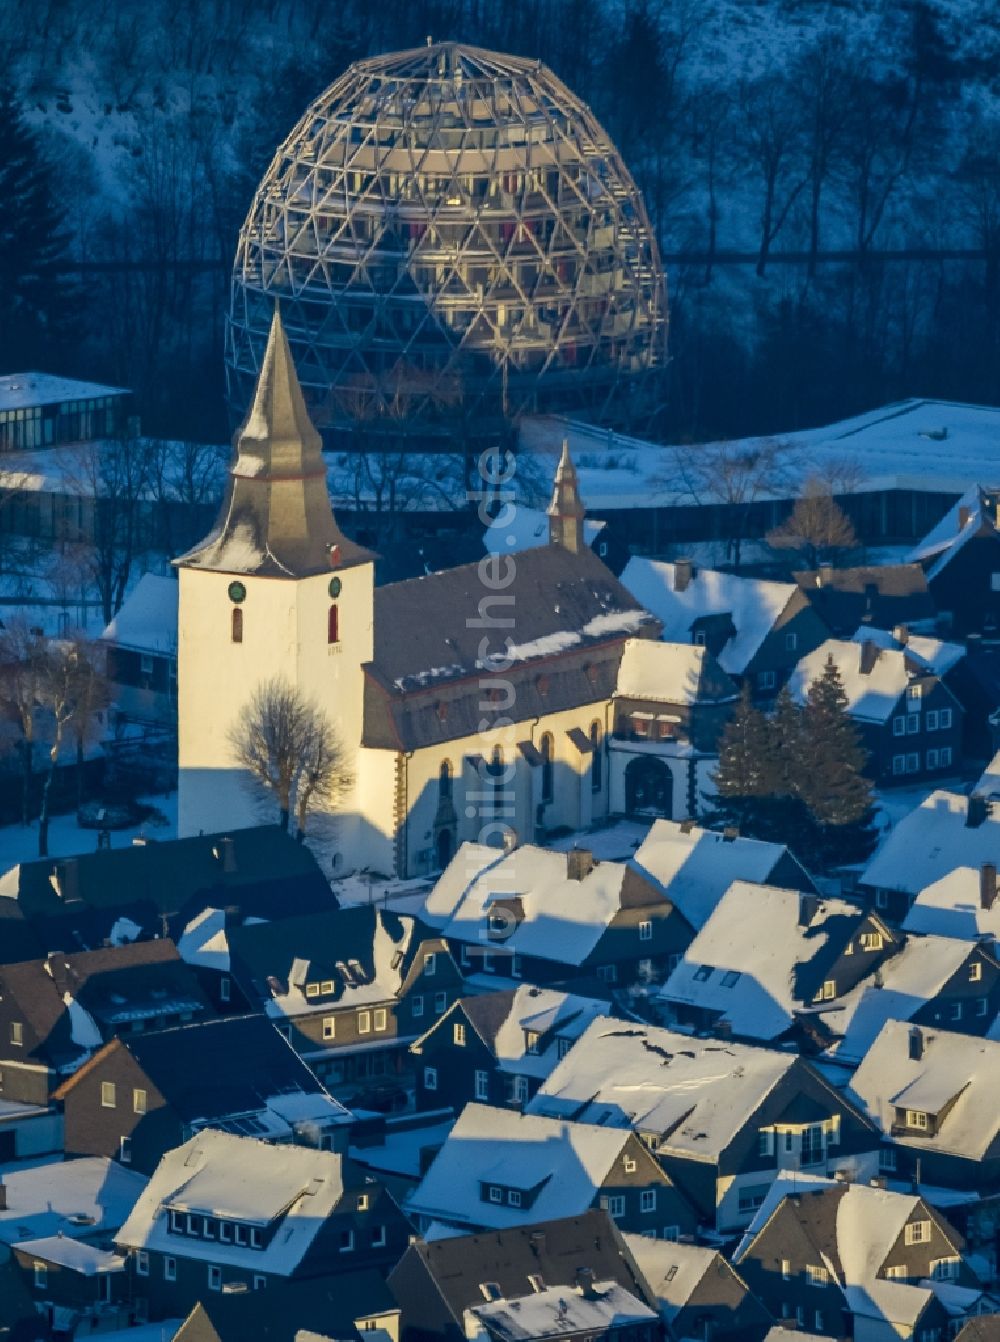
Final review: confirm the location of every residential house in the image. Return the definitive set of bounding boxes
[469,1278,662,1342]
[619,558,829,700]
[659,883,897,1047]
[821,934,1000,1065]
[0,825,335,962]
[55,1014,353,1175]
[609,639,738,821]
[788,632,963,787]
[902,865,1000,941]
[101,572,178,727]
[411,985,610,1112]
[848,1021,1000,1192]
[0,941,212,1106]
[387,1211,658,1342]
[623,1235,772,1342]
[633,817,817,932]
[733,1182,979,1342]
[861,791,1000,923]
[227,906,463,1093]
[115,1130,409,1322]
[12,1235,129,1332]
[405,1103,698,1240]
[908,485,1000,636]
[0,1156,147,1256]
[793,564,935,637]
[422,842,694,990]
[526,1018,879,1232]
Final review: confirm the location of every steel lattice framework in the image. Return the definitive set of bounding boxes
[226,42,668,449]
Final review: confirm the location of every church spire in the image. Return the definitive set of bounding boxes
[177,307,373,577]
[547,438,586,554]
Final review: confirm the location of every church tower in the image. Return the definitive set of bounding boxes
[547,438,586,554]
[175,308,376,841]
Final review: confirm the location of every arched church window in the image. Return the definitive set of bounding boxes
[231,607,243,644]
[590,721,602,793]
[328,605,339,644]
[540,733,554,803]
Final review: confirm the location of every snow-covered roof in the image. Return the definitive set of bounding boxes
[484,505,604,557]
[349,1117,454,1180]
[822,935,975,1064]
[975,751,1000,799]
[469,1280,656,1341]
[615,638,736,706]
[902,868,1000,940]
[0,1157,147,1245]
[117,1131,347,1275]
[526,1017,794,1158]
[633,818,806,931]
[660,882,865,1040]
[619,557,795,675]
[406,1103,635,1231]
[14,1235,124,1275]
[861,791,1000,896]
[849,626,965,678]
[849,1021,1000,1163]
[101,573,178,655]
[487,985,610,1079]
[423,843,644,967]
[622,1236,725,1319]
[788,637,922,723]
[908,485,1000,582]
[0,372,128,411]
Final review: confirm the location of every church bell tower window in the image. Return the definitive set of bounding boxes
[328,605,339,644]
[231,607,243,644]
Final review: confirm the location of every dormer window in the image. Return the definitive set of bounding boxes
[306,983,320,998]
[321,979,335,994]
[693,630,706,646]
[525,1031,540,1055]
[488,1186,502,1203]
[905,1110,929,1131]
[480,1283,502,1302]
[423,953,436,977]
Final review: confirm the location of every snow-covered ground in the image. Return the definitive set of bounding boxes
[0,792,177,876]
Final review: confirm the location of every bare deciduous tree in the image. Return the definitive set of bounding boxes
[228,677,352,840]
[767,475,859,568]
[36,639,108,858]
[0,619,46,826]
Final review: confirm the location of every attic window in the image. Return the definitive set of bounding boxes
[906,1110,929,1131]
[905,1220,931,1245]
[693,630,706,646]
[322,979,336,994]
[306,984,320,998]
[721,971,741,988]
[525,1031,540,1055]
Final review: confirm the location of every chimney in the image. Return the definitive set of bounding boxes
[981,863,997,911]
[566,848,594,882]
[893,624,909,647]
[859,640,879,676]
[908,1026,923,1061]
[576,1267,598,1299]
[798,893,818,927]
[967,794,989,829]
[817,564,833,588]
[959,505,973,531]
[722,826,738,842]
[213,836,238,874]
[0,1179,7,1210]
[673,558,694,592]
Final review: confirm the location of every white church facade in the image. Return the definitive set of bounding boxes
[176,312,732,877]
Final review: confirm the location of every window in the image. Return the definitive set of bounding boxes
[33,1262,47,1289]
[356,1193,369,1211]
[540,733,554,803]
[640,1189,657,1213]
[371,1225,387,1248]
[101,1082,116,1108]
[590,722,602,792]
[339,1230,354,1253]
[526,1031,540,1055]
[140,653,154,677]
[596,964,617,983]
[453,1022,466,1046]
[950,1000,963,1021]
[906,1109,929,1130]
[977,997,989,1017]
[759,1130,775,1157]
[785,631,798,651]
[781,1259,791,1280]
[323,1016,336,1040]
[219,1222,233,1243]
[412,995,424,1018]
[632,714,650,737]
[931,1257,960,1281]
[721,970,741,988]
[940,708,952,729]
[927,749,939,769]
[512,1076,529,1105]
[250,1229,262,1249]
[738,1185,770,1214]
[231,607,243,643]
[908,684,923,702]
[892,754,906,776]
[940,746,952,767]
[434,992,448,1014]
[970,961,983,982]
[860,932,883,952]
[814,1311,825,1332]
[886,1264,908,1280]
[120,1136,132,1164]
[220,976,231,1003]
[602,1195,626,1219]
[905,1219,931,1245]
[254,1274,266,1290]
[758,670,777,691]
[357,1011,371,1034]
[926,709,939,731]
[879,1147,897,1171]
[906,713,920,734]
[557,1037,572,1059]
[906,753,920,773]
[475,1070,489,1100]
[624,1156,637,1173]
[306,983,320,998]
[320,980,334,995]
[893,716,906,736]
[136,1251,150,1277]
[639,919,653,942]
[133,1088,147,1114]
[10,1022,22,1046]
[508,1189,522,1207]
[373,1008,387,1032]
[327,604,339,644]
[638,958,653,982]
[489,1186,503,1203]
[423,953,436,977]
[693,965,713,983]
[814,980,836,1002]
[693,629,706,646]
[424,1067,438,1091]
[164,1257,176,1282]
[807,1264,828,1286]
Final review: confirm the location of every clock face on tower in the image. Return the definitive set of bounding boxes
[228,581,247,604]
[329,577,342,598]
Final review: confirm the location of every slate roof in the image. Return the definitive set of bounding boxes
[861,792,1000,897]
[173,1272,396,1342]
[794,564,934,635]
[623,1235,758,1324]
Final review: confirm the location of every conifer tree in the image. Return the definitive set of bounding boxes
[798,654,877,863]
[709,684,775,832]
[0,89,80,368]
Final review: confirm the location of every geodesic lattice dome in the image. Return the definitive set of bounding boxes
[226,42,667,449]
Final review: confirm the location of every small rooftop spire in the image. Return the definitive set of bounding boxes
[176,307,374,578]
[547,438,586,554]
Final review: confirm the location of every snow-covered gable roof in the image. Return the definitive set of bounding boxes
[484,505,604,557]
[849,626,965,678]
[619,558,795,675]
[101,573,179,656]
[788,637,921,723]
[633,818,809,931]
[0,1157,147,1246]
[423,843,643,967]
[622,1236,727,1320]
[490,985,611,1078]
[861,792,1000,897]
[849,1021,1000,1163]
[406,1103,635,1231]
[822,935,976,1063]
[117,1131,346,1275]
[902,868,1000,941]
[660,882,866,1041]
[614,638,738,706]
[975,751,1000,799]
[908,485,1000,581]
[526,1017,794,1158]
